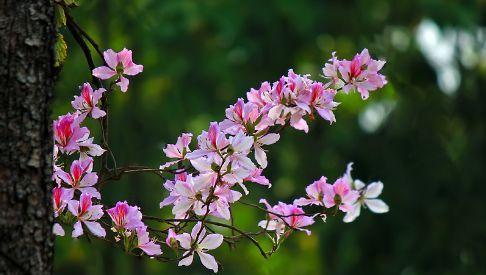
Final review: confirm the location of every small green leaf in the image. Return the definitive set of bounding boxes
[54,34,68,67]
[54,4,66,29]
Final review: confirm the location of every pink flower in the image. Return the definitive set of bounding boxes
[208,185,242,220]
[71,83,106,119]
[322,52,344,89]
[246,81,273,110]
[341,163,389,222]
[163,133,192,159]
[107,201,144,231]
[136,226,162,256]
[68,193,106,238]
[52,186,74,237]
[294,176,328,206]
[176,222,223,273]
[160,173,187,208]
[338,48,387,100]
[53,186,73,217]
[307,82,339,124]
[53,113,89,153]
[92,48,143,92]
[171,174,211,217]
[220,99,271,135]
[187,122,229,160]
[322,177,359,212]
[165,228,178,247]
[55,157,100,199]
[258,199,315,238]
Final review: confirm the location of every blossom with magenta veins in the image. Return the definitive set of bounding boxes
[68,193,106,238]
[71,83,106,119]
[55,157,100,199]
[53,112,89,154]
[337,48,387,99]
[106,201,144,231]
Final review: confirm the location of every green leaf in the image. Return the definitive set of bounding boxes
[54,34,68,67]
[55,4,66,29]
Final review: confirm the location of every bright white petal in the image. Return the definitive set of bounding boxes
[365,199,389,213]
[364,181,383,198]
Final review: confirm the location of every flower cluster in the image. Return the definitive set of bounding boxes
[53,45,389,273]
[157,49,388,271]
[52,49,161,256]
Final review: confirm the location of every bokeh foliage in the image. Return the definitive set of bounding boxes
[53,0,486,274]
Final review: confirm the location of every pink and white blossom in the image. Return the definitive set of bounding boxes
[92,48,143,92]
[55,157,100,199]
[68,193,106,238]
[107,201,144,231]
[53,113,89,154]
[71,83,106,119]
[342,163,389,222]
[258,199,315,238]
[220,98,271,135]
[176,222,223,273]
[322,177,359,212]
[294,176,328,207]
[187,122,229,160]
[171,174,211,217]
[337,48,387,99]
[53,186,73,217]
[163,133,192,159]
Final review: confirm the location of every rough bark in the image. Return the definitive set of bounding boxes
[0,0,56,274]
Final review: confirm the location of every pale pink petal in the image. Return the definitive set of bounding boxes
[72,221,83,238]
[92,66,116,80]
[172,199,193,216]
[124,64,144,75]
[175,233,192,250]
[117,76,129,92]
[91,107,106,119]
[259,133,280,145]
[53,223,65,236]
[103,49,118,69]
[254,146,267,168]
[84,221,106,237]
[197,251,219,273]
[139,241,162,255]
[79,187,101,199]
[79,172,98,187]
[199,234,223,250]
[343,203,361,223]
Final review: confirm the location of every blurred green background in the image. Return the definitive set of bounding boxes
[53,0,486,274]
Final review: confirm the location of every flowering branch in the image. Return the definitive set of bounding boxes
[52,5,390,273]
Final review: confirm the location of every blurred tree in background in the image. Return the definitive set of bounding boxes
[53,0,486,274]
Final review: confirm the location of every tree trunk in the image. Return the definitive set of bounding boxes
[0,0,56,274]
